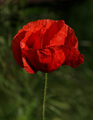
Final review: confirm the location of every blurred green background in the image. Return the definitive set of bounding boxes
[0,0,93,120]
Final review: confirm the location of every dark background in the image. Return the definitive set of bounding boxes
[0,0,93,120]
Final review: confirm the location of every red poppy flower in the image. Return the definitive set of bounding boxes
[12,19,84,74]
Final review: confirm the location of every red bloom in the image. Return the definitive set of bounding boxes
[12,19,84,74]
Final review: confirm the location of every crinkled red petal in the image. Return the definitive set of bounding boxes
[12,30,26,67]
[65,25,78,49]
[62,45,84,67]
[22,57,37,74]
[20,20,78,50]
[21,20,66,50]
[21,46,65,73]
[21,45,84,73]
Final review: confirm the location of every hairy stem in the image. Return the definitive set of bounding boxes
[42,73,47,120]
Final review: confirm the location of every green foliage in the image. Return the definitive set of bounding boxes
[0,0,93,120]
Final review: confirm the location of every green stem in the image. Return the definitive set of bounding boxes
[42,73,47,120]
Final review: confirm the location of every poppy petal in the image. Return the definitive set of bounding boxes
[65,25,78,49]
[22,57,37,74]
[12,30,26,67]
[43,20,65,47]
[62,45,84,67]
[20,20,53,50]
[21,20,66,49]
[21,46,65,73]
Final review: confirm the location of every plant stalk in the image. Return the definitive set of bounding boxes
[42,73,47,120]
